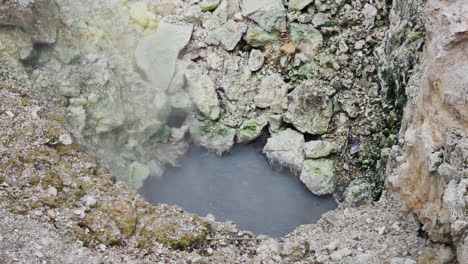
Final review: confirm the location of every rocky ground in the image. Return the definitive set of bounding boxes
[0,79,459,263]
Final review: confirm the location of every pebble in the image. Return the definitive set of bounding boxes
[46,210,56,221]
[248,49,265,72]
[378,226,387,235]
[85,196,97,207]
[280,43,296,54]
[47,187,58,196]
[59,134,73,145]
[5,111,15,118]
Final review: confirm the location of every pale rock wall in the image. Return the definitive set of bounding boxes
[386,0,467,261]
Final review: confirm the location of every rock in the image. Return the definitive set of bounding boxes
[390,257,417,264]
[244,25,278,47]
[248,49,265,71]
[354,40,365,50]
[288,0,313,11]
[82,211,122,245]
[284,84,333,135]
[256,238,281,255]
[362,4,378,28]
[47,187,58,197]
[458,235,468,264]
[344,180,372,205]
[386,0,468,245]
[312,13,330,27]
[206,19,247,51]
[169,92,194,112]
[122,161,150,190]
[289,23,323,58]
[237,118,267,143]
[280,43,296,54]
[330,248,353,261]
[0,0,60,44]
[201,0,221,12]
[135,21,193,90]
[263,128,305,174]
[203,0,228,29]
[300,159,336,195]
[241,0,286,32]
[268,114,283,133]
[100,200,137,237]
[254,74,288,113]
[303,140,340,158]
[85,196,97,207]
[188,117,236,155]
[184,65,221,120]
[59,134,73,145]
[281,240,309,261]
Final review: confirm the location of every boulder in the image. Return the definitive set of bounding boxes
[206,19,247,51]
[0,0,59,44]
[284,85,333,135]
[288,0,313,11]
[248,49,265,72]
[185,65,221,120]
[254,74,288,113]
[201,0,221,12]
[242,0,286,32]
[244,25,278,47]
[188,117,236,155]
[263,128,305,174]
[237,118,268,143]
[303,140,340,158]
[289,23,323,59]
[300,159,336,195]
[135,21,193,90]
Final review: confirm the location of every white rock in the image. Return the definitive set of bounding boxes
[248,49,265,71]
[85,196,97,207]
[135,21,193,90]
[254,74,288,113]
[47,187,58,196]
[300,159,336,195]
[5,111,15,118]
[263,128,305,174]
[242,0,286,32]
[185,65,221,120]
[206,19,247,51]
[288,0,314,11]
[59,134,73,145]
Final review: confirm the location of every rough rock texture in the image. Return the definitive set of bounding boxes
[188,116,236,155]
[263,128,305,174]
[300,159,336,195]
[386,0,468,261]
[185,65,221,120]
[0,0,60,44]
[284,84,333,135]
[241,0,286,32]
[135,20,193,89]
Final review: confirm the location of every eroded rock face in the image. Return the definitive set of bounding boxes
[0,0,60,44]
[387,0,468,260]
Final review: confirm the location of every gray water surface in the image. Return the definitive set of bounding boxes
[141,144,337,237]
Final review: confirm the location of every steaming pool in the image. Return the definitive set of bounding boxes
[140,144,337,237]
